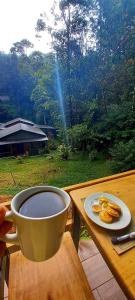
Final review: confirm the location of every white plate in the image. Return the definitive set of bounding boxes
[84,192,131,230]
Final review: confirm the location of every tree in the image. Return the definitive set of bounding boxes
[36,0,93,127]
[0,51,35,122]
[10,39,34,55]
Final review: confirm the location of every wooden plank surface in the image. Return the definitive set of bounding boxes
[70,172,135,300]
[64,169,135,192]
[8,232,94,300]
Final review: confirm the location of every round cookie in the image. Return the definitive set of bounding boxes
[106,206,120,218]
[92,204,102,213]
[108,202,121,213]
[99,210,113,223]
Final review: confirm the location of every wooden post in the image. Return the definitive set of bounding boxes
[72,204,81,251]
[0,256,7,300]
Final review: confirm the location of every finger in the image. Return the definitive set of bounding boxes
[0,207,6,225]
[0,221,13,237]
[0,242,6,257]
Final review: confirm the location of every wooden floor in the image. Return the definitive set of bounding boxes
[4,239,127,300]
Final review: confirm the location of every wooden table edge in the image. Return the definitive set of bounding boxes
[65,170,135,300]
[63,169,135,193]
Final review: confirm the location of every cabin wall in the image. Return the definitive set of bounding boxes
[0,141,47,157]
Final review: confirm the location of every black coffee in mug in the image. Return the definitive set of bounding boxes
[19,192,66,218]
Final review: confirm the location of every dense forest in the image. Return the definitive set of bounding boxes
[1,0,135,171]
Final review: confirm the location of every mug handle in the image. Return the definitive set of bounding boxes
[0,211,19,245]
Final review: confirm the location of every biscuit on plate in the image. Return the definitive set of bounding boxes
[92,204,102,213]
[106,206,120,218]
[99,210,113,223]
[99,196,109,204]
[102,202,108,210]
[108,202,121,213]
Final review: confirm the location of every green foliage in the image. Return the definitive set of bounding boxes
[0,52,35,122]
[68,124,89,150]
[57,144,71,160]
[110,140,135,172]
[48,139,58,151]
[88,149,98,161]
[1,0,135,170]
[10,39,33,55]
[80,226,90,240]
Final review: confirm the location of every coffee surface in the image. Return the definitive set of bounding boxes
[19,192,66,218]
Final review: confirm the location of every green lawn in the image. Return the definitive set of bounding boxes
[0,153,113,196]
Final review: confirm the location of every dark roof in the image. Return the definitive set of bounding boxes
[0,123,4,130]
[0,118,56,145]
[1,118,56,130]
[0,123,47,139]
[3,118,34,127]
[0,123,48,145]
[0,137,47,145]
[34,124,56,130]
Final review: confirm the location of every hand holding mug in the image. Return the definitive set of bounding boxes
[0,186,71,262]
[0,207,12,257]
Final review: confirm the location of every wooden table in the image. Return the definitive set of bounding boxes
[66,170,135,300]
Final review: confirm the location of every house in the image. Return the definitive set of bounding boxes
[0,118,56,157]
[34,124,57,138]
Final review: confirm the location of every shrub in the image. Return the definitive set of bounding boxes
[68,124,108,153]
[88,149,98,161]
[48,139,58,151]
[57,144,71,160]
[68,124,89,151]
[110,140,135,172]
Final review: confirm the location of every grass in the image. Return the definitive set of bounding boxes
[0,153,113,196]
[0,153,113,240]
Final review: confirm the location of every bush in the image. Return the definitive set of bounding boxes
[48,139,58,151]
[110,140,135,172]
[57,144,71,160]
[68,124,108,153]
[68,124,89,151]
[88,149,98,161]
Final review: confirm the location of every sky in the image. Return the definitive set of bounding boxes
[0,0,54,54]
